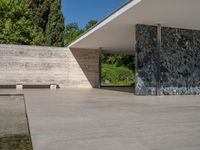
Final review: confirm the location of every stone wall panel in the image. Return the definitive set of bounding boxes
[0,45,100,88]
[136,24,200,95]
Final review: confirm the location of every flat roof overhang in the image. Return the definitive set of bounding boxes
[68,0,200,53]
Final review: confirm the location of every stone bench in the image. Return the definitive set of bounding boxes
[0,84,59,90]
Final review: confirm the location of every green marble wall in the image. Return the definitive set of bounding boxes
[136,24,200,95]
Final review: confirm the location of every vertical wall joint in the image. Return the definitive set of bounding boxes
[99,49,102,88]
[156,24,161,96]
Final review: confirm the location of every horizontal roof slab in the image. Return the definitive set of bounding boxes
[69,0,200,53]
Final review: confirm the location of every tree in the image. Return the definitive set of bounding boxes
[85,20,98,30]
[0,0,44,45]
[102,53,135,70]
[64,23,84,46]
[30,0,50,32]
[45,0,65,46]
[30,0,65,46]
[63,20,97,46]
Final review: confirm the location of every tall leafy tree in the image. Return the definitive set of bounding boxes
[102,54,135,70]
[46,0,64,47]
[30,0,64,47]
[64,20,97,46]
[64,23,84,46]
[30,0,50,32]
[85,20,98,30]
[0,0,44,45]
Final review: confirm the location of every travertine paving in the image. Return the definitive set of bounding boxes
[1,89,200,150]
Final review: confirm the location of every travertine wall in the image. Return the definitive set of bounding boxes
[68,48,101,88]
[136,24,200,95]
[0,44,100,88]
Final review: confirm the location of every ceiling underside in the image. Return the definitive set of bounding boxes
[69,0,200,53]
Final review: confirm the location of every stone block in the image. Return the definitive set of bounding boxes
[16,84,23,90]
[50,84,57,90]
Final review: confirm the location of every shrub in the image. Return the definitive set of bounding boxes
[101,64,134,86]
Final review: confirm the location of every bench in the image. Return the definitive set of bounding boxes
[0,84,59,90]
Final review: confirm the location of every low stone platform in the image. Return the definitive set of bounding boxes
[1,89,200,150]
[0,96,32,150]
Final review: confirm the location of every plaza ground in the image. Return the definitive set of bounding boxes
[1,88,200,150]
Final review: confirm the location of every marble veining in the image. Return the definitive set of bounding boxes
[136,24,200,95]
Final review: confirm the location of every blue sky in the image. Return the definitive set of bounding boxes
[61,0,128,28]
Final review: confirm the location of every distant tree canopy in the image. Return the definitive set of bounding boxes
[44,0,65,46]
[30,0,65,47]
[64,20,98,46]
[30,0,50,32]
[64,23,84,46]
[85,20,98,30]
[0,0,97,47]
[101,54,135,70]
[0,0,64,46]
[0,0,44,45]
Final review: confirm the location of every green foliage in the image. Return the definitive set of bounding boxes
[0,0,64,46]
[102,53,135,70]
[85,20,98,30]
[30,0,50,32]
[64,20,97,46]
[101,64,134,86]
[45,0,65,47]
[0,0,44,45]
[64,23,84,46]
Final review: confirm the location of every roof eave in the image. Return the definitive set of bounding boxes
[68,0,141,49]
